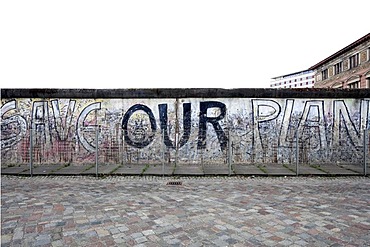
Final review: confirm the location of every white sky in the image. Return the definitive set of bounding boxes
[1,0,369,89]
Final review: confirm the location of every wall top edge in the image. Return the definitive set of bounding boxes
[1,88,370,99]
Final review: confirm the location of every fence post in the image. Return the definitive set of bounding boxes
[296,128,299,176]
[29,127,33,177]
[162,130,165,177]
[175,133,179,168]
[228,130,232,176]
[201,150,204,172]
[95,125,99,177]
[364,129,368,176]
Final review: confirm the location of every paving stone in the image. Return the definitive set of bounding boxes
[12,227,24,240]
[135,236,148,244]
[113,237,126,244]
[1,176,370,246]
[34,235,51,246]
[96,229,110,237]
[1,234,12,243]
[51,240,64,247]
[142,229,155,236]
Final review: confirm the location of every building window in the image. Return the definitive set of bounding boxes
[306,81,309,85]
[349,53,359,69]
[334,62,343,75]
[348,81,359,88]
[368,47,370,61]
[322,69,328,80]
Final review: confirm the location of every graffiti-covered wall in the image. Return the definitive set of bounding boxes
[1,89,369,165]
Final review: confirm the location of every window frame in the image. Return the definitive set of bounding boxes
[348,81,359,89]
[321,69,328,80]
[349,53,359,69]
[334,61,343,75]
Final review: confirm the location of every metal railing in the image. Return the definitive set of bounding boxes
[2,127,369,177]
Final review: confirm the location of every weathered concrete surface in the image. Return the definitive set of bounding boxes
[1,176,369,246]
[2,97,369,167]
[2,88,370,175]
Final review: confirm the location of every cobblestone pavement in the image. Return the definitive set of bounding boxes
[1,176,370,247]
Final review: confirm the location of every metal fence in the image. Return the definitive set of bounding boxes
[1,127,369,177]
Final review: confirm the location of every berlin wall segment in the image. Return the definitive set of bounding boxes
[1,89,369,165]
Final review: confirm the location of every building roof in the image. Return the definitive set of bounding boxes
[309,33,370,70]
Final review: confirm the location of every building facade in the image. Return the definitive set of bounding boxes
[270,70,315,89]
[311,33,370,88]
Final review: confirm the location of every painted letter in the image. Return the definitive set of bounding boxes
[297,101,327,149]
[32,101,51,146]
[122,104,157,148]
[197,101,227,151]
[51,99,76,140]
[333,100,369,147]
[252,99,281,149]
[77,102,101,152]
[0,100,27,149]
[158,103,191,149]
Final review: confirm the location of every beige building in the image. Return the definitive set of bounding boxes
[311,33,370,88]
[270,70,315,89]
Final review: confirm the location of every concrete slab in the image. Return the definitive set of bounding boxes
[1,166,29,175]
[144,164,175,175]
[261,164,295,176]
[18,165,64,175]
[112,164,147,175]
[174,165,204,175]
[52,165,92,175]
[80,165,97,175]
[81,164,120,175]
[233,164,266,175]
[297,165,327,175]
[203,165,230,175]
[337,164,365,175]
[318,164,361,175]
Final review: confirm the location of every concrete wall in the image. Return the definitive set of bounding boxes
[1,89,369,165]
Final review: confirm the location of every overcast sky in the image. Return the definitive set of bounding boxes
[1,0,369,89]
